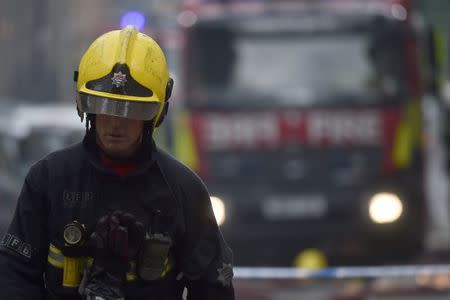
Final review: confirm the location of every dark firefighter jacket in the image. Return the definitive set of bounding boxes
[0,135,234,300]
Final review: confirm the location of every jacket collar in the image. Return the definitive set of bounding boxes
[82,131,157,177]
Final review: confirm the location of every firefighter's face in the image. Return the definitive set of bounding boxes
[95,114,144,158]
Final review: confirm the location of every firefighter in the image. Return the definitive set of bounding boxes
[0,26,234,300]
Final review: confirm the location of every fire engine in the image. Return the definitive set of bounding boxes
[169,0,443,266]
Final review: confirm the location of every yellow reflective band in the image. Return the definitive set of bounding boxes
[174,112,199,171]
[48,256,64,269]
[392,100,422,168]
[432,29,447,90]
[49,243,63,255]
[86,257,94,267]
[126,260,137,281]
[435,30,446,66]
[47,245,146,283]
[160,256,174,277]
[127,273,138,281]
[48,244,64,268]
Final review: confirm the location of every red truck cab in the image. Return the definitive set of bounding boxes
[171,0,440,266]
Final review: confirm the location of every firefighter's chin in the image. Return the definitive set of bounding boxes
[97,134,140,159]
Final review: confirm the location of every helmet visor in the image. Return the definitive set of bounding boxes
[76,93,160,121]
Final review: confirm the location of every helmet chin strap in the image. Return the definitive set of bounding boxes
[85,113,96,134]
[144,120,154,139]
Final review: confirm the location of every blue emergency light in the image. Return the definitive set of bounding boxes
[120,11,146,31]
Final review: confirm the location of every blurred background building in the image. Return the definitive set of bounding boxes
[0,0,448,104]
[0,0,179,103]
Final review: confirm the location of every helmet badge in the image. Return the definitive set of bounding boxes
[111,71,127,88]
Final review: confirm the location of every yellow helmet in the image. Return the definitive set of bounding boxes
[75,25,173,128]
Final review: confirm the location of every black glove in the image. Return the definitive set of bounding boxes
[79,210,145,299]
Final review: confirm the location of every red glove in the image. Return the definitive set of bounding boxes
[79,211,145,299]
[88,210,145,277]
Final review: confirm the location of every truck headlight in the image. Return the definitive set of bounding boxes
[369,192,403,224]
[210,196,226,226]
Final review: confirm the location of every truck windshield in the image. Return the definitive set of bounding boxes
[186,21,408,108]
